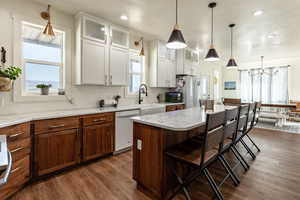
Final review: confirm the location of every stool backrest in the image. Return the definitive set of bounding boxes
[200,100,215,111]
[223,98,241,106]
[201,111,226,165]
[224,107,240,140]
[254,102,262,125]
[238,104,250,133]
[248,103,256,126]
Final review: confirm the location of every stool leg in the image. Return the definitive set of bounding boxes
[240,138,256,160]
[203,168,224,200]
[246,134,261,152]
[232,145,250,170]
[219,155,240,185]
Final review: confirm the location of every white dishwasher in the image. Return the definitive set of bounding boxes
[115,109,140,153]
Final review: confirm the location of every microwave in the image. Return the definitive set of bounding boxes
[165,92,183,103]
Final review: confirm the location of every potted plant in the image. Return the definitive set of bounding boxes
[0,66,22,91]
[36,84,52,95]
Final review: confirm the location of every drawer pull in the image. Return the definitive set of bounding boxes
[11,147,25,153]
[49,124,65,129]
[93,118,106,122]
[8,132,24,139]
[10,167,21,174]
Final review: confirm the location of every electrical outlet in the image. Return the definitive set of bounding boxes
[137,139,142,150]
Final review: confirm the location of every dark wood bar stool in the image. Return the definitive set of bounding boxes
[236,103,258,160]
[165,111,226,200]
[199,99,215,111]
[216,106,241,185]
[216,106,251,186]
[231,104,251,170]
[243,102,261,154]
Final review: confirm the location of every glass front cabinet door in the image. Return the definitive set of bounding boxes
[110,26,129,49]
[82,16,108,43]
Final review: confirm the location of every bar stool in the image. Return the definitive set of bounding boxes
[165,111,226,200]
[243,102,261,154]
[231,104,251,170]
[199,99,214,111]
[216,106,249,186]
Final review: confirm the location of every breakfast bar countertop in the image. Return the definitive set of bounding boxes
[131,105,235,131]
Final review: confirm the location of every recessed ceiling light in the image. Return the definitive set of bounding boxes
[120,15,128,21]
[253,10,263,16]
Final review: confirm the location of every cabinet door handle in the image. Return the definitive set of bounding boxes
[11,147,25,153]
[8,132,24,139]
[49,124,65,129]
[110,75,112,85]
[10,167,21,174]
[105,75,107,85]
[93,118,106,122]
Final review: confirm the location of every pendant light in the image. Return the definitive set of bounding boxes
[41,5,55,41]
[166,0,187,49]
[226,24,238,68]
[205,2,219,61]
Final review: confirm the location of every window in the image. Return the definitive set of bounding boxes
[22,22,65,94]
[128,54,143,94]
[240,67,289,103]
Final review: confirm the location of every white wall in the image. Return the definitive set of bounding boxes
[0,0,166,115]
[222,57,300,101]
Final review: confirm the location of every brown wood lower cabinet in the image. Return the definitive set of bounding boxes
[0,122,31,200]
[166,104,185,112]
[82,120,114,161]
[34,129,80,176]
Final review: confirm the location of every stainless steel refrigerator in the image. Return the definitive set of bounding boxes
[177,76,209,108]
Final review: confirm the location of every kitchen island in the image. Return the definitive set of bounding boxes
[131,105,233,199]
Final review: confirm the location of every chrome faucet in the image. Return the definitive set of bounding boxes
[138,84,148,104]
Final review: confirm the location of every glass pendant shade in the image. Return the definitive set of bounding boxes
[205,46,219,61]
[166,25,187,49]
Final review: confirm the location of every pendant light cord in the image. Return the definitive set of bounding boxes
[231,27,233,57]
[211,7,214,45]
[176,0,178,25]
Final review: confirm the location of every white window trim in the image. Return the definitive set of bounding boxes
[125,50,145,98]
[12,15,72,103]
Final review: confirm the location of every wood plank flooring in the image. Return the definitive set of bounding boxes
[12,128,300,200]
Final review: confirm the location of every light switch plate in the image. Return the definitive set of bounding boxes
[137,139,142,150]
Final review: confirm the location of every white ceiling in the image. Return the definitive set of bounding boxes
[34,0,300,63]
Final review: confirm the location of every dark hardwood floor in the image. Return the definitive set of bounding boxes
[12,128,300,200]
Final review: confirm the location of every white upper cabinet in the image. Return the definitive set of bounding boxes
[81,40,107,85]
[176,48,199,76]
[110,47,129,85]
[75,13,129,86]
[149,40,176,88]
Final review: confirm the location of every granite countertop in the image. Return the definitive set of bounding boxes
[0,102,184,129]
[131,105,235,131]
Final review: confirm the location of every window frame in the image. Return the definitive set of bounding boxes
[126,51,144,96]
[12,15,71,103]
[21,22,65,96]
